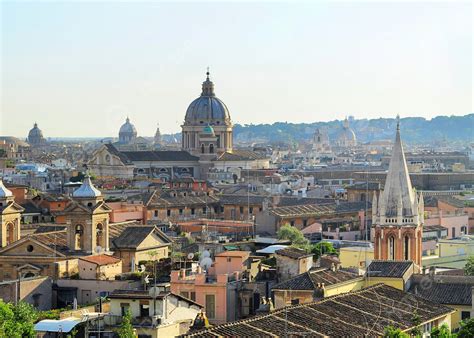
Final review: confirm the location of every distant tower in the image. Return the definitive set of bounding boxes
[0,180,23,247]
[372,117,424,266]
[27,122,46,146]
[63,175,111,253]
[312,128,331,153]
[119,117,138,144]
[181,70,233,155]
[154,124,162,148]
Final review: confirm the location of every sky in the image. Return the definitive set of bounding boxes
[1,1,472,138]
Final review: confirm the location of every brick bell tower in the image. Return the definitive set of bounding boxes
[372,117,424,267]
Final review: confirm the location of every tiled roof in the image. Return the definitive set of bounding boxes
[147,191,219,208]
[218,194,267,205]
[104,143,133,164]
[270,201,369,218]
[34,225,67,234]
[32,230,69,254]
[183,284,453,337]
[80,254,121,266]
[112,225,172,249]
[215,150,267,161]
[276,247,312,259]
[366,260,413,278]
[272,268,359,290]
[409,282,472,306]
[121,150,199,162]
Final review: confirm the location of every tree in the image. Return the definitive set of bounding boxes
[311,242,336,260]
[0,300,37,338]
[458,318,474,338]
[117,310,135,338]
[430,323,453,338]
[277,224,310,251]
[464,255,474,276]
[383,326,409,338]
[410,310,422,337]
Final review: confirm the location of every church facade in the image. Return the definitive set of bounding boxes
[372,119,424,267]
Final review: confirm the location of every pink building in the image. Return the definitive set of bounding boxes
[170,251,249,324]
[425,210,469,239]
[108,201,145,223]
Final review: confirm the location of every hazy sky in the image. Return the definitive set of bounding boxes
[1,1,472,138]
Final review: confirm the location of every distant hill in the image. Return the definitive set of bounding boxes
[232,114,474,145]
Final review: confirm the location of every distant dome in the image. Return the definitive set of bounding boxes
[119,117,137,144]
[73,176,102,198]
[28,123,46,146]
[0,180,13,198]
[184,72,231,126]
[336,118,357,147]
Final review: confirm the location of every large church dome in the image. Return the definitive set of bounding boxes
[184,72,231,126]
[27,123,46,146]
[119,117,137,144]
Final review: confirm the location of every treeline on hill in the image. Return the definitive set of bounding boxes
[231,114,474,144]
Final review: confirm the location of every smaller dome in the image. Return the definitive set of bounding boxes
[0,180,13,198]
[203,124,215,136]
[73,175,102,198]
[119,117,137,135]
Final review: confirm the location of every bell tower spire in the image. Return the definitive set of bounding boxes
[373,118,423,267]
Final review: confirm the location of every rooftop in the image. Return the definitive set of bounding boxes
[272,268,360,291]
[183,284,453,337]
[276,247,313,259]
[366,260,413,278]
[79,254,121,266]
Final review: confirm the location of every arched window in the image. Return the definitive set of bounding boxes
[209,144,214,154]
[75,224,84,250]
[96,223,104,248]
[201,144,205,154]
[6,222,15,245]
[404,235,410,260]
[388,236,395,260]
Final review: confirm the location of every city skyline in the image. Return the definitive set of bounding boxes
[1,1,472,137]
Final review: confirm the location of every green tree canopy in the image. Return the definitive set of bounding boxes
[311,242,337,260]
[0,300,37,338]
[430,323,453,338]
[277,224,310,251]
[458,318,474,338]
[118,310,135,338]
[464,255,474,276]
[383,326,409,338]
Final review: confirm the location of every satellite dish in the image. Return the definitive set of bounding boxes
[199,257,213,270]
[144,274,150,284]
[148,286,159,298]
[139,264,146,273]
[95,246,102,254]
[202,250,210,258]
[187,253,194,260]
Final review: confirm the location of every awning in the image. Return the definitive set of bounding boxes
[34,318,81,333]
[224,245,239,251]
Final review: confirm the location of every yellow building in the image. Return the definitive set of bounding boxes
[339,246,374,269]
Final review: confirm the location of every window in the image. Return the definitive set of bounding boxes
[203,207,207,214]
[462,311,471,321]
[191,208,195,215]
[205,294,216,319]
[303,219,307,227]
[180,291,189,299]
[452,227,456,237]
[75,224,84,250]
[201,144,205,154]
[154,210,158,217]
[120,303,130,316]
[96,223,104,248]
[179,209,183,215]
[190,292,196,301]
[26,245,34,252]
[239,207,244,214]
[209,144,214,153]
[290,221,295,227]
[139,301,150,317]
[249,207,253,214]
[388,236,395,260]
[404,235,410,260]
[167,209,171,217]
[6,222,15,246]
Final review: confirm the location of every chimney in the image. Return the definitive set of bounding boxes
[331,263,336,272]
